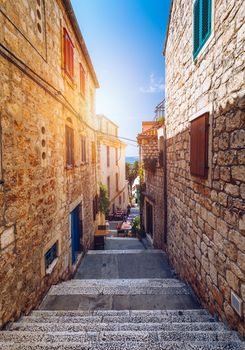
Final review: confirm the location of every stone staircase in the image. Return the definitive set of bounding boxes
[0,309,243,349]
[0,249,244,349]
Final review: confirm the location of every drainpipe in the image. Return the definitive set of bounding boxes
[163,125,168,244]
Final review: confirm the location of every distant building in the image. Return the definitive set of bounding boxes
[137,120,165,248]
[97,115,129,212]
[132,176,140,206]
[164,0,245,336]
[0,0,99,327]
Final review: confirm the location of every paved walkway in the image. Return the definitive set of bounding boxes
[39,240,200,311]
[1,231,243,349]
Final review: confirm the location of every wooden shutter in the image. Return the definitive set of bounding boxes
[65,125,74,167]
[80,64,85,95]
[193,0,200,56]
[64,28,74,79]
[91,142,96,163]
[190,113,209,178]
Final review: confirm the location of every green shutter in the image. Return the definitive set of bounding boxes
[202,0,211,41]
[193,0,200,57]
[193,0,212,59]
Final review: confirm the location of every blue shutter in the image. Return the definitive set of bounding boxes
[193,0,200,57]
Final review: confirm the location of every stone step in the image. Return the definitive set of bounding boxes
[9,321,227,332]
[25,310,213,324]
[0,340,243,350]
[87,249,164,254]
[48,278,189,296]
[0,330,240,343]
[31,309,209,317]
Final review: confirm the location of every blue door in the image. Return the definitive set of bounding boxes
[71,205,81,264]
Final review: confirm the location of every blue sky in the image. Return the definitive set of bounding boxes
[71,0,171,156]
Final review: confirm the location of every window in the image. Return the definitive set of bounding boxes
[81,136,86,163]
[116,173,119,192]
[115,148,118,166]
[80,63,85,96]
[107,146,110,167]
[45,242,58,270]
[64,28,74,79]
[190,113,209,178]
[107,176,110,197]
[65,125,74,168]
[91,141,96,164]
[193,0,212,59]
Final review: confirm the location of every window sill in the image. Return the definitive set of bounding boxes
[63,70,76,89]
[45,258,58,275]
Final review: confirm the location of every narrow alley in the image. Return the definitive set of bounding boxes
[0,0,244,348]
[0,235,244,349]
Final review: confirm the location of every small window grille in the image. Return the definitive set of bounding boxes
[45,242,58,270]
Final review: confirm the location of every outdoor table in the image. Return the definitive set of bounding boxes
[94,229,109,250]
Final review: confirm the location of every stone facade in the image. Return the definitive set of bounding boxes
[97,114,129,212]
[138,122,165,249]
[164,0,245,335]
[0,0,99,327]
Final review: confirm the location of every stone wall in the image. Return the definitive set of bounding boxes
[143,167,165,249]
[138,130,165,249]
[0,0,98,327]
[164,0,245,335]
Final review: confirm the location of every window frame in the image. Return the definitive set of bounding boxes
[115,148,118,166]
[193,0,212,60]
[80,135,87,164]
[107,176,110,197]
[63,28,74,80]
[91,141,96,164]
[107,146,110,167]
[44,242,58,271]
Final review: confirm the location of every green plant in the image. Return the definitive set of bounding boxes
[99,183,110,214]
[131,216,140,234]
[156,116,165,124]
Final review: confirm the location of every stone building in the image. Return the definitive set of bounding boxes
[137,121,165,249]
[164,0,245,335]
[96,114,128,213]
[0,0,99,327]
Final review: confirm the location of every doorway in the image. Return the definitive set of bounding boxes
[146,201,153,238]
[71,204,83,265]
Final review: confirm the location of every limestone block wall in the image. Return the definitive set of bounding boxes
[164,0,245,335]
[0,0,98,327]
[144,168,165,249]
[139,136,165,249]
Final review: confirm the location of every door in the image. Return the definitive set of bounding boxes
[146,201,153,238]
[71,205,81,264]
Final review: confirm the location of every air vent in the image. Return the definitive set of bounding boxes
[231,290,242,317]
